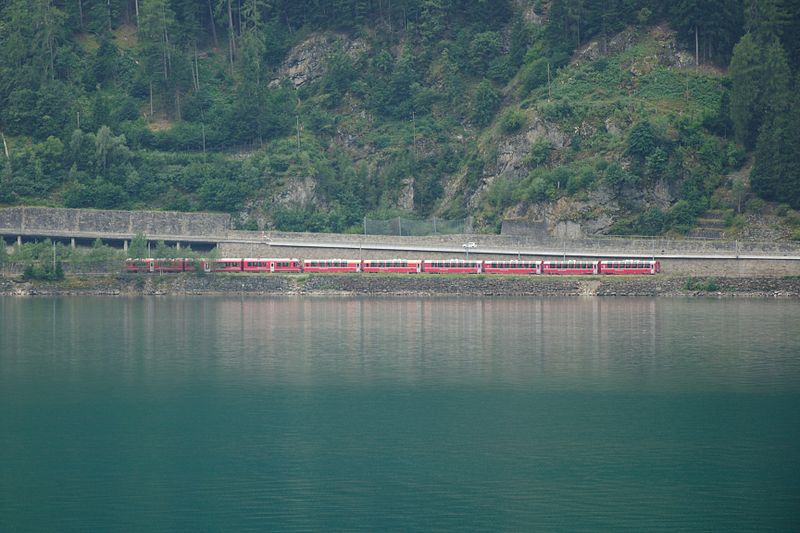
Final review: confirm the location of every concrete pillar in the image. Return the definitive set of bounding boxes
[17,235,21,246]
[70,237,76,248]
[123,240,128,252]
[176,242,181,250]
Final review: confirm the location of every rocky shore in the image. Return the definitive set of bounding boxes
[1,274,800,298]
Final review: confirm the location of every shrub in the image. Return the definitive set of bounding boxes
[746,197,765,213]
[22,261,64,281]
[527,138,552,167]
[684,277,719,292]
[499,109,525,133]
[784,210,800,226]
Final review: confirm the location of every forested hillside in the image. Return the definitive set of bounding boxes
[0,0,798,237]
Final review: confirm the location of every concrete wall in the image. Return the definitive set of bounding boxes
[226,229,800,257]
[0,207,231,237]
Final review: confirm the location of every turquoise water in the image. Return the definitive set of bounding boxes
[1,296,799,531]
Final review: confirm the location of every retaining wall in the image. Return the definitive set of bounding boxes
[0,207,231,237]
[228,230,800,257]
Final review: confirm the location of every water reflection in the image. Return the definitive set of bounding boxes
[3,297,798,393]
[2,296,800,532]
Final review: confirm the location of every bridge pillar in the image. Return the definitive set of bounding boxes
[123,240,128,252]
[70,238,76,248]
[17,235,21,247]
[176,242,181,250]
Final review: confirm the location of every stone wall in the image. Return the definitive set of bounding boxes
[0,207,230,237]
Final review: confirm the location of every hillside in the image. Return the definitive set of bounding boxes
[0,0,798,239]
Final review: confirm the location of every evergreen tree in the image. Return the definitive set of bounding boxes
[729,33,791,149]
[138,0,178,116]
[751,74,800,207]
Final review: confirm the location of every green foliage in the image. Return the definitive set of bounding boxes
[22,261,64,281]
[470,80,499,127]
[684,277,720,292]
[0,0,773,236]
[527,138,553,168]
[730,33,791,149]
[129,234,148,258]
[626,121,658,161]
[498,109,525,133]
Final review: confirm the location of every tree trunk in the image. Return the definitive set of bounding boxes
[227,0,236,73]
[695,25,699,68]
[207,0,218,48]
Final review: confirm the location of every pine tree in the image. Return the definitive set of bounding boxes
[729,33,791,149]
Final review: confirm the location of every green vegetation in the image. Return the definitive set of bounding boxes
[683,277,721,292]
[22,261,64,281]
[0,1,798,235]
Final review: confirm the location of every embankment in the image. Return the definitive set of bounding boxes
[1,274,799,298]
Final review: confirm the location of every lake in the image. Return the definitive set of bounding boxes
[1,296,799,531]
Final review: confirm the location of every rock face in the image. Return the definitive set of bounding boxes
[575,24,694,68]
[273,176,319,207]
[269,33,368,88]
[481,24,703,239]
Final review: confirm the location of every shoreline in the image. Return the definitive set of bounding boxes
[2,274,800,298]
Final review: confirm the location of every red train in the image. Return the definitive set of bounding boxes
[125,257,660,275]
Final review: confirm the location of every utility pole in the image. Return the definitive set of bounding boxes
[411,111,416,154]
[296,116,301,152]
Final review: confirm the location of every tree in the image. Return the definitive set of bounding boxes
[744,0,788,41]
[470,79,499,127]
[626,120,658,161]
[94,126,131,176]
[750,74,800,208]
[669,0,743,66]
[729,33,791,149]
[129,233,148,258]
[138,0,178,116]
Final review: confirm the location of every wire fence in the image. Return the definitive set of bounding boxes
[363,217,468,236]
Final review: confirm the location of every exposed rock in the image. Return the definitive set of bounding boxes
[482,113,569,205]
[515,0,544,25]
[398,178,415,210]
[269,33,368,89]
[272,176,319,207]
[576,24,695,71]
[604,117,623,136]
[576,27,638,63]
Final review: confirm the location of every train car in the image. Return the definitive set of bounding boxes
[208,258,244,272]
[362,259,422,274]
[125,258,153,273]
[302,259,362,273]
[156,259,186,272]
[183,258,210,273]
[242,258,302,273]
[599,259,660,275]
[482,260,542,275]
[541,260,599,275]
[422,259,483,274]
